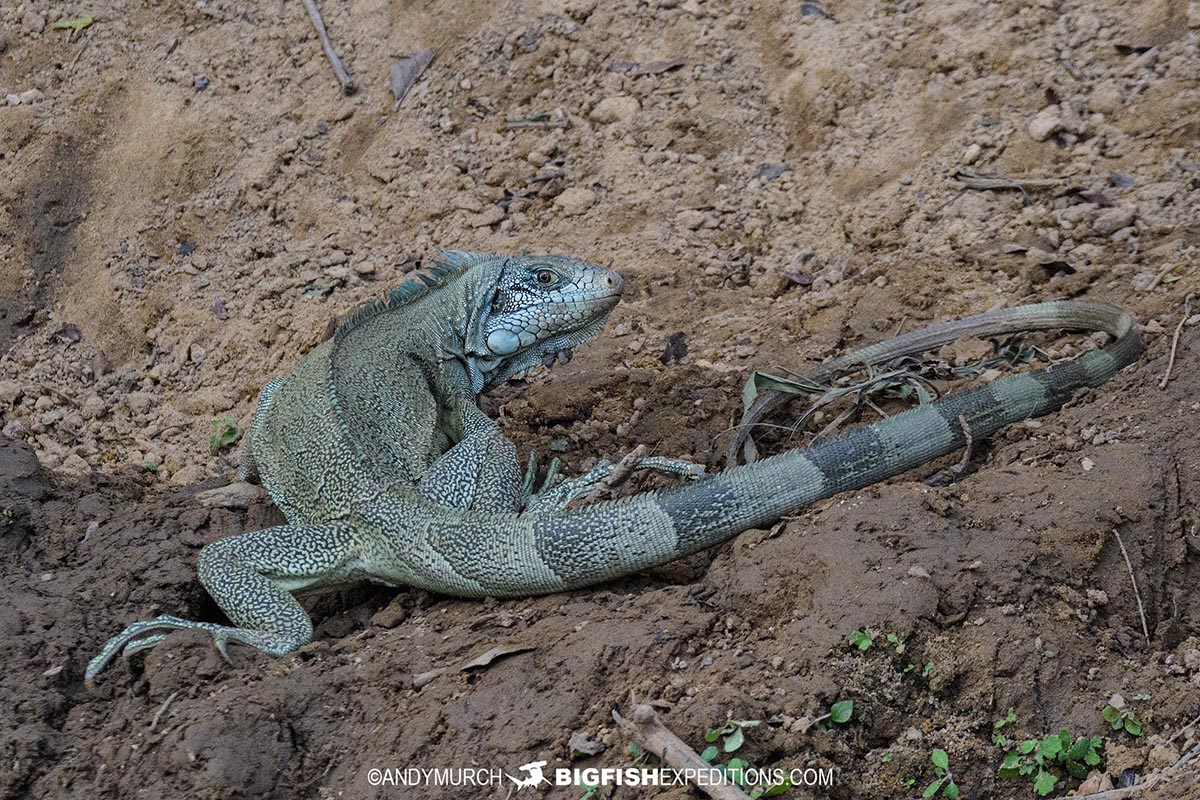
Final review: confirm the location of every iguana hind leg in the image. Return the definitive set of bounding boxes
[86,520,357,684]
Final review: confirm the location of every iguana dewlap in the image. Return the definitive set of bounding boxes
[86,251,1142,682]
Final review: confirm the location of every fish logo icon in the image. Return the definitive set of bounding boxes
[506,760,550,790]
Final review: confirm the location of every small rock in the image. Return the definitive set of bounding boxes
[3,419,29,439]
[962,143,982,164]
[371,600,409,629]
[352,260,377,276]
[907,565,931,579]
[1093,207,1135,236]
[1028,105,1064,141]
[0,380,22,405]
[1091,82,1123,114]
[1077,771,1113,794]
[170,464,206,487]
[1081,457,1094,471]
[554,187,595,216]
[676,209,705,230]
[58,453,91,479]
[195,482,268,509]
[1148,743,1179,770]
[18,88,44,104]
[589,95,640,124]
[4,93,20,106]
[470,206,505,227]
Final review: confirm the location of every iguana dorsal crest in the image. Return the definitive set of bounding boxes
[330,249,481,346]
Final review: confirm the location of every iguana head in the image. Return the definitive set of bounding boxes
[467,254,624,393]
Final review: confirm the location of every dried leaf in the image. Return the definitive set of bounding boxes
[411,669,445,689]
[630,57,686,76]
[51,15,93,31]
[568,731,606,758]
[390,48,437,109]
[459,644,535,671]
[53,324,82,345]
[660,332,688,364]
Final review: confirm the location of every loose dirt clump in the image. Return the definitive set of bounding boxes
[1,0,1198,798]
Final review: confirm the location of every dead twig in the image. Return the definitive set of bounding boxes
[612,704,751,800]
[954,170,1065,191]
[504,117,571,130]
[581,445,649,505]
[301,0,357,95]
[1168,711,1200,744]
[1158,292,1194,389]
[1112,528,1151,645]
[1055,742,1200,799]
[1145,262,1182,293]
[149,690,179,730]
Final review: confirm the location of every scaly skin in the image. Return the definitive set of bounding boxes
[85,251,1143,683]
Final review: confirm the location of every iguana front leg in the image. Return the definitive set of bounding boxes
[86,520,357,684]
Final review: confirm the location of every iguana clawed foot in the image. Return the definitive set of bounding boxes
[85,614,300,687]
[521,448,705,514]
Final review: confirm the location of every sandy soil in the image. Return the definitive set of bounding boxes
[1,0,1199,797]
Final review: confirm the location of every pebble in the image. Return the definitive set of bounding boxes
[676,209,705,230]
[589,95,640,124]
[59,453,90,478]
[1093,207,1135,236]
[554,186,595,216]
[3,419,29,439]
[1028,105,1064,141]
[18,88,44,104]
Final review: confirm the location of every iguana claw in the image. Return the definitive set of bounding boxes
[85,614,297,686]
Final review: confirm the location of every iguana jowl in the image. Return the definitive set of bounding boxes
[87,251,1143,682]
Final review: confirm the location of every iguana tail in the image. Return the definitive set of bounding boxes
[424,301,1142,597]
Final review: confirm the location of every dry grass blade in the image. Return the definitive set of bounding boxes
[954,170,1066,190]
[1159,292,1193,389]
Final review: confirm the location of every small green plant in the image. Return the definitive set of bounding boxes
[1102,703,1142,737]
[886,634,906,654]
[828,700,854,724]
[209,416,241,453]
[698,719,790,797]
[993,707,1017,747]
[848,629,874,651]
[702,718,761,759]
[923,749,958,798]
[999,731,1102,797]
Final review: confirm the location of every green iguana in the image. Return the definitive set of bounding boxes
[86,251,1143,682]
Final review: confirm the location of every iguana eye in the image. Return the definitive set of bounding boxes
[535,268,557,286]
